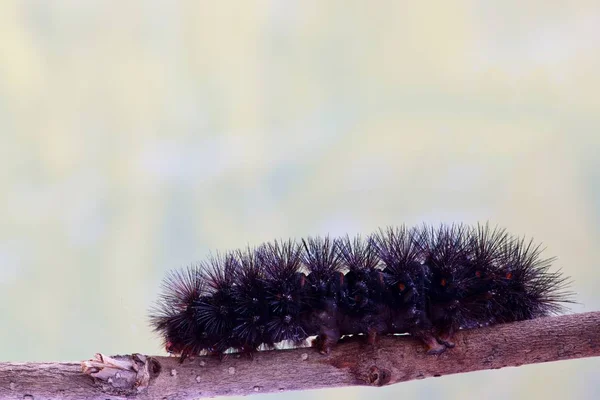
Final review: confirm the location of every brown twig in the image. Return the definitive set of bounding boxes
[1,312,599,400]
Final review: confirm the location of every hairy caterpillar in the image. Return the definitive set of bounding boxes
[149,223,572,360]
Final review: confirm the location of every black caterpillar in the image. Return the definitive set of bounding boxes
[149,223,572,360]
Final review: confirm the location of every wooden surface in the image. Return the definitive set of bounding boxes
[1,312,599,400]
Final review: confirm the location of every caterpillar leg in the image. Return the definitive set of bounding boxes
[436,327,456,349]
[424,337,447,355]
[308,304,340,355]
[312,335,326,353]
[312,326,341,355]
[240,345,256,360]
[366,320,388,348]
[417,332,447,355]
[173,347,199,364]
[367,327,378,346]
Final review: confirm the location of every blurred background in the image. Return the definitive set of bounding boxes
[1,1,599,399]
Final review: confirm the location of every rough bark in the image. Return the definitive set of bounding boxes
[1,312,599,400]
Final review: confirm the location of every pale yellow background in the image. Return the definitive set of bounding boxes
[1,1,599,399]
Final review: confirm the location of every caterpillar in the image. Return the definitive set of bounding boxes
[149,223,572,361]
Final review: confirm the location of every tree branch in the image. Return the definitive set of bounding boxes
[1,312,599,400]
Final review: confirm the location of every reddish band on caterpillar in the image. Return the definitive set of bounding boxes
[149,223,573,361]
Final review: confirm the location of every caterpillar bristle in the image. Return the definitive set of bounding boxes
[371,226,428,343]
[195,253,238,353]
[333,234,387,350]
[302,236,342,280]
[372,225,421,270]
[149,223,574,360]
[149,265,206,358]
[336,234,379,272]
[231,247,271,350]
[256,240,307,344]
